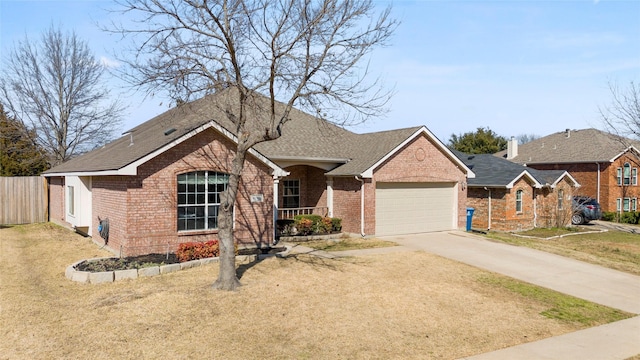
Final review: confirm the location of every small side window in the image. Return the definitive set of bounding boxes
[515,189,523,213]
[67,185,75,216]
[557,189,564,210]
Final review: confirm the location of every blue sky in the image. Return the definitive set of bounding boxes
[1,0,639,143]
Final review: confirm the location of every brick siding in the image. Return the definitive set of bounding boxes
[529,153,640,213]
[88,129,274,256]
[468,177,575,232]
[48,176,68,227]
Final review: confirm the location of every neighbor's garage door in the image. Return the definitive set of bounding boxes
[375,182,456,236]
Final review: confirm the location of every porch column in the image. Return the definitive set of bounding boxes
[326,177,334,217]
[273,178,280,220]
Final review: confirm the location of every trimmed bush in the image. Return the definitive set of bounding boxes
[601,212,616,222]
[620,211,640,224]
[331,218,342,232]
[295,218,314,235]
[291,214,342,236]
[176,240,219,262]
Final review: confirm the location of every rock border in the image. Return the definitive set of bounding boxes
[66,246,291,284]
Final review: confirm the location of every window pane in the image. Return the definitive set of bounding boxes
[177,171,228,231]
[208,205,219,229]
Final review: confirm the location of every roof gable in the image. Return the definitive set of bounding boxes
[497,128,640,165]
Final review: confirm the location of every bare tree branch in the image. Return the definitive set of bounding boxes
[106,0,397,290]
[0,25,125,166]
[600,80,640,146]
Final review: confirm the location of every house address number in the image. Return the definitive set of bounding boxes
[250,194,264,203]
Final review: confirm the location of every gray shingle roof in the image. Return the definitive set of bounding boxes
[455,150,574,188]
[454,151,535,187]
[325,127,423,176]
[43,89,449,178]
[496,128,640,165]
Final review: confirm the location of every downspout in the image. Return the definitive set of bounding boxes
[596,162,601,203]
[533,192,537,228]
[355,176,365,237]
[484,187,492,230]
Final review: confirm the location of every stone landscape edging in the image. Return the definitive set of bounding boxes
[66,245,291,284]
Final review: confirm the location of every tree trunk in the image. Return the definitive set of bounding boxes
[211,140,248,291]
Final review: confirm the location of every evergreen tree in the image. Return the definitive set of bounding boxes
[0,105,49,176]
[448,127,508,154]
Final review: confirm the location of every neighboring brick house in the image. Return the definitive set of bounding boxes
[497,129,640,214]
[456,151,579,232]
[43,88,474,256]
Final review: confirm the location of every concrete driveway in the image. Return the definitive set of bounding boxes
[379,231,640,360]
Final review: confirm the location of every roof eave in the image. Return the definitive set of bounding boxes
[44,120,288,178]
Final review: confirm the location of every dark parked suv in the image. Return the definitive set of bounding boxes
[571,196,602,225]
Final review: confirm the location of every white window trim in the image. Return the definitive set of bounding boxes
[557,189,564,210]
[618,197,638,212]
[67,185,75,217]
[177,171,228,232]
[515,189,523,213]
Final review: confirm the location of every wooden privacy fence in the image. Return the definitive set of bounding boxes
[0,176,48,225]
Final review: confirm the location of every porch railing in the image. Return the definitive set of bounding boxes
[278,206,328,220]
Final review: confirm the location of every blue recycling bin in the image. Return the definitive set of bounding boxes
[466,207,475,232]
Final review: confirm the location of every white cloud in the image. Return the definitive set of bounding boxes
[99,56,121,68]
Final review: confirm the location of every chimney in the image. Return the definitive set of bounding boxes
[565,128,571,138]
[507,136,518,159]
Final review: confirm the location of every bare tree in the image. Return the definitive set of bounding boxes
[515,133,539,145]
[109,0,397,290]
[600,81,640,220]
[600,81,640,142]
[0,26,124,166]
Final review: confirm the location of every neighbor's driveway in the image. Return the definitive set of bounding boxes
[379,231,640,360]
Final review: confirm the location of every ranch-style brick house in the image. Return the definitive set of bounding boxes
[456,149,580,232]
[43,89,474,256]
[498,128,640,214]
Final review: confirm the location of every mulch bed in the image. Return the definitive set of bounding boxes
[75,247,286,272]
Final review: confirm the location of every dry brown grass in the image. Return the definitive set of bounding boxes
[486,229,640,276]
[0,223,620,359]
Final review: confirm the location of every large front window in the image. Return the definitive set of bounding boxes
[177,171,229,231]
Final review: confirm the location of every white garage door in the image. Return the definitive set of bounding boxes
[375,182,456,236]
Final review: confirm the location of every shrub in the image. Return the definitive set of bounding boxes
[295,218,314,235]
[176,240,220,262]
[291,215,342,236]
[619,212,640,225]
[601,212,617,222]
[331,218,342,232]
[276,219,296,236]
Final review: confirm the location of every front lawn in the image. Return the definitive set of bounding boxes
[0,223,631,359]
[287,236,398,251]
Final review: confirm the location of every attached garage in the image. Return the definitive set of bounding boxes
[375,182,457,236]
